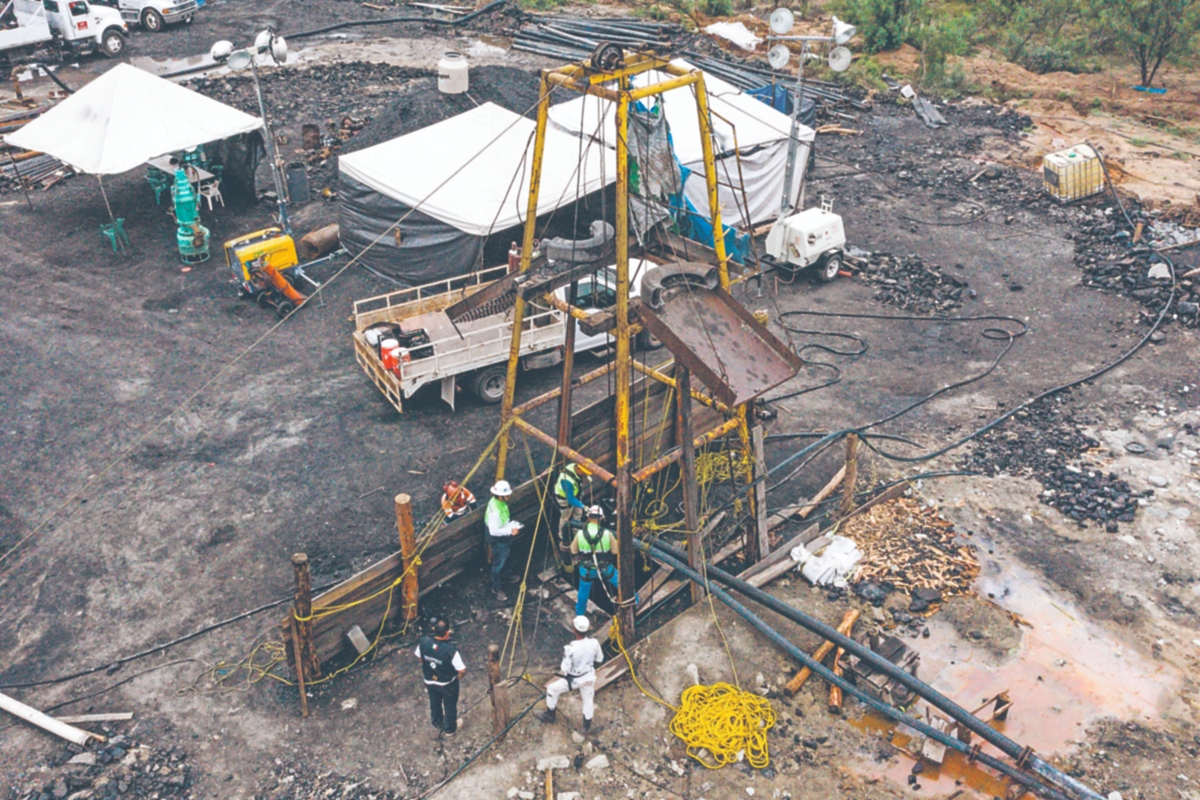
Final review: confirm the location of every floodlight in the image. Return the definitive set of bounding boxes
[832,15,856,44]
[210,40,233,63]
[827,46,852,72]
[226,50,253,71]
[767,44,790,70]
[271,35,288,64]
[769,7,794,35]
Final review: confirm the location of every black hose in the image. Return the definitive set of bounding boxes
[640,537,1104,799]
[638,543,1081,800]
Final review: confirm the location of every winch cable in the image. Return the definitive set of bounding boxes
[637,541,1086,800]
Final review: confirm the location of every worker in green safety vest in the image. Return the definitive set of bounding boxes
[554,462,591,552]
[570,505,620,617]
[485,480,523,602]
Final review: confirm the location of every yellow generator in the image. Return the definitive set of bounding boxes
[225,228,313,318]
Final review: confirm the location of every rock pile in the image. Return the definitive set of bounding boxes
[855,252,969,314]
[961,398,1148,527]
[253,762,404,800]
[5,735,194,800]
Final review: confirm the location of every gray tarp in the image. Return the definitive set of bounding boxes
[339,172,483,286]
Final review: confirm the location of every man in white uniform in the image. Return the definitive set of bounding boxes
[538,615,604,731]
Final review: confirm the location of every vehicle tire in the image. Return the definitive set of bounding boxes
[184,14,194,23]
[636,329,663,351]
[141,8,163,31]
[256,293,272,309]
[275,300,295,320]
[471,366,508,405]
[100,29,126,57]
[816,252,841,283]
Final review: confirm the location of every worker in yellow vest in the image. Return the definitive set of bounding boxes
[554,462,591,551]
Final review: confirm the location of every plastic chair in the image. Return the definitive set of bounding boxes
[198,179,224,211]
[100,218,128,252]
[146,170,170,205]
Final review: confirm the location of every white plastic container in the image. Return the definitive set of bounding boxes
[1043,143,1104,203]
[438,52,468,95]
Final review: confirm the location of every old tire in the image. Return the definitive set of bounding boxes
[100,29,126,57]
[636,329,663,351]
[275,300,295,320]
[141,8,163,31]
[816,253,841,283]
[472,366,508,405]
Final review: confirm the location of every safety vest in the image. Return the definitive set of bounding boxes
[575,524,615,568]
[554,468,580,505]
[418,637,460,684]
[485,496,509,535]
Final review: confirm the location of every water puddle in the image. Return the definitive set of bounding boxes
[850,538,1178,797]
[467,36,510,57]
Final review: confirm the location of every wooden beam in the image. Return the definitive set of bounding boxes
[840,434,859,517]
[52,713,133,724]
[784,609,859,696]
[292,553,321,680]
[0,691,99,746]
[395,494,419,624]
[798,465,846,520]
[487,644,510,736]
[677,366,702,605]
[752,425,769,560]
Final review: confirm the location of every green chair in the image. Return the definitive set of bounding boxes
[146,169,171,205]
[100,217,129,252]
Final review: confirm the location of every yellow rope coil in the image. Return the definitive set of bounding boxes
[669,682,776,770]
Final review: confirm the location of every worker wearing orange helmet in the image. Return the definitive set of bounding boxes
[440,480,476,521]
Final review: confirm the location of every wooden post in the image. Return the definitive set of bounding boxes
[290,618,310,718]
[840,434,859,517]
[557,281,578,449]
[395,493,419,624]
[784,608,858,695]
[676,366,703,605]
[752,424,769,560]
[292,553,321,680]
[487,644,511,735]
[545,768,554,800]
[828,647,844,714]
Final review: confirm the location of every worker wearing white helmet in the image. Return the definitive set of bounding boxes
[539,615,604,732]
[485,480,523,602]
[570,505,620,617]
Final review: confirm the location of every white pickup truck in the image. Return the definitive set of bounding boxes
[0,0,128,60]
[93,0,197,32]
[352,261,652,413]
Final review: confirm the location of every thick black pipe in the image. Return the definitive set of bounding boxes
[640,544,1074,800]
[641,539,1106,800]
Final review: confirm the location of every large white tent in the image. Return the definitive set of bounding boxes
[547,60,815,228]
[338,102,616,284]
[5,63,263,175]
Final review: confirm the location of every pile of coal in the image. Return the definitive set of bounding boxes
[961,398,1147,527]
[857,252,968,314]
[6,735,194,800]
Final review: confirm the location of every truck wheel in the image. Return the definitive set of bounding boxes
[471,366,508,405]
[100,29,126,58]
[636,330,663,351]
[816,253,842,283]
[275,300,295,320]
[141,8,163,31]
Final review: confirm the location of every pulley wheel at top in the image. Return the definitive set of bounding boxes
[589,41,624,73]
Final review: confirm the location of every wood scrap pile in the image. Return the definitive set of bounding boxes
[839,497,979,611]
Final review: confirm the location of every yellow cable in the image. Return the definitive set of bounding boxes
[668,682,775,770]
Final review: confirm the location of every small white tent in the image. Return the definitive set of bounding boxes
[338,102,616,284]
[5,63,263,175]
[547,60,815,228]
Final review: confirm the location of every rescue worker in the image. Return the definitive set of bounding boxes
[484,480,523,602]
[538,615,604,732]
[554,462,591,551]
[414,618,466,735]
[570,505,620,617]
[440,480,476,521]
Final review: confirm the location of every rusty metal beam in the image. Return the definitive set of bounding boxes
[630,359,731,415]
[512,416,616,486]
[512,361,617,417]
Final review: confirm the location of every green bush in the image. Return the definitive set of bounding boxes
[839,0,923,52]
[702,0,732,15]
[1020,45,1096,73]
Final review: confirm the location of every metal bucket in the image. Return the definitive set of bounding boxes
[285,162,309,205]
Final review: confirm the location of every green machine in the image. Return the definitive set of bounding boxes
[172,169,210,264]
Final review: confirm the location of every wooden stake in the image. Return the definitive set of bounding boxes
[827,647,844,714]
[395,493,419,624]
[487,644,511,735]
[840,434,859,517]
[557,281,578,449]
[797,465,846,520]
[292,553,321,680]
[676,366,703,605]
[290,617,309,718]
[752,424,770,559]
[545,767,554,799]
[784,609,858,695]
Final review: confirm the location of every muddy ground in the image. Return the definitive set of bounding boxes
[1,7,1199,800]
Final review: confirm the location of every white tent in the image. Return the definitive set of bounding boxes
[547,60,815,228]
[4,63,263,175]
[338,102,616,284]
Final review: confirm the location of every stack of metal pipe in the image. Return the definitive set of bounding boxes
[681,50,866,109]
[511,15,679,61]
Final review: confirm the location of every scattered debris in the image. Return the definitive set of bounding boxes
[855,253,969,314]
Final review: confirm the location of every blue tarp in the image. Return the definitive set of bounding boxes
[746,85,816,127]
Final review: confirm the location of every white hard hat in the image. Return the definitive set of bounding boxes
[586,505,604,519]
[491,480,512,497]
[573,615,590,633]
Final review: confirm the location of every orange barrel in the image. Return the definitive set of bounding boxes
[380,338,399,371]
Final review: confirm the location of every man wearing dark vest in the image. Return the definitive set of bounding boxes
[414,618,466,735]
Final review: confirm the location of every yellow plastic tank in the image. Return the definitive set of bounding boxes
[1042,144,1104,203]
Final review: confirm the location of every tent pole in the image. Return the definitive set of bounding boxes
[8,151,32,210]
[96,175,115,223]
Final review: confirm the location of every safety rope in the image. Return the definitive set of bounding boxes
[668,682,776,770]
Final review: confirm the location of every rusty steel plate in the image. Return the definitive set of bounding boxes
[637,284,802,407]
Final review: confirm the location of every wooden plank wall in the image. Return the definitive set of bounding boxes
[285,366,734,669]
